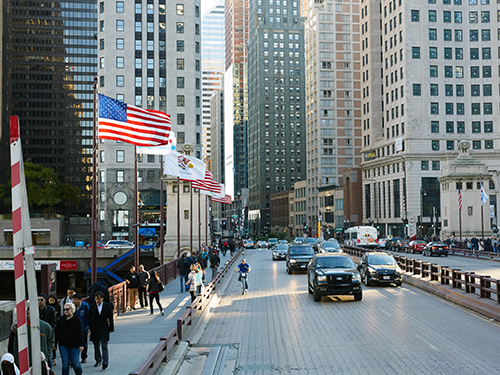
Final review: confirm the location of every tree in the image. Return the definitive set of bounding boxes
[0,162,79,214]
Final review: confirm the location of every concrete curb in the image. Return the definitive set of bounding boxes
[403,273,500,321]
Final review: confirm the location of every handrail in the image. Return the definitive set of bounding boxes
[342,245,500,305]
[129,247,244,375]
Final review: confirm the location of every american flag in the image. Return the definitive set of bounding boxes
[98,94,171,146]
[185,171,222,193]
[458,186,463,211]
[212,194,232,205]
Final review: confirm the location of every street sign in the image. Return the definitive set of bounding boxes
[232,215,238,218]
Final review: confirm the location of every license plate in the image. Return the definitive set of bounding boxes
[301,265,306,268]
[383,276,390,280]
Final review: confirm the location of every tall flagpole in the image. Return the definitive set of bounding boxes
[481,174,484,242]
[210,197,214,247]
[205,195,208,245]
[177,177,180,258]
[190,182,193,252]
[134,147,139,270]
[159,156,164,265]
[459,186,462,242]
[198,190,201,250]
[91,77,98,283]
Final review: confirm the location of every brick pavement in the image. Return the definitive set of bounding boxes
[73,253,230,375]
[193,249,500,375]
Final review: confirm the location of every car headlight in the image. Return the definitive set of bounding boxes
[317,275,327,282]
[289,259,296,263]
[367,267,377,274]
[396,267,402,274]
[352,273,360,281]
[273,252,277,255]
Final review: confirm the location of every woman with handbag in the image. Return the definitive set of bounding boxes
[148,270,164,316]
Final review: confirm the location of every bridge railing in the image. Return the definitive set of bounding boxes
[129,247,244,375]
[342,245,500,304]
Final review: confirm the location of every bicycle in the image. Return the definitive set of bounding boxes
[239,271,248,295]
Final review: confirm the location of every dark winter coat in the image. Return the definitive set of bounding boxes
[55,314,84,348]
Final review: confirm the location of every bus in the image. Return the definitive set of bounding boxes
[345,226,378,248]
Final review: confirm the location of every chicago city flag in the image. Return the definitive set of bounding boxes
[163,151,205,181]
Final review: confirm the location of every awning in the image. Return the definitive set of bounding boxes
[334,227,344,232]
[138,227,156,236]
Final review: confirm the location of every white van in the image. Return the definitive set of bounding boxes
[345,226,378,248]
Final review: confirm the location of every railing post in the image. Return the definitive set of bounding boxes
[177,318,182,340]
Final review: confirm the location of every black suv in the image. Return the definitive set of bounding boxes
[286,245,315,274]
[358,252,403,287]
[306,253,362,302]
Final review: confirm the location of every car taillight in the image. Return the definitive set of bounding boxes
[432,246,437,249]
[357,239,360,243]
[444,246,448,249]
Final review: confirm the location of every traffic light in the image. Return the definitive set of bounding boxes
[403,218,409,227]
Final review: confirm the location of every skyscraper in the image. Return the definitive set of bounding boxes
[6,0,97,215]
[247,0,306,234]
[304,0,362,227]
[361,0,500,237]
[202,0,225,161]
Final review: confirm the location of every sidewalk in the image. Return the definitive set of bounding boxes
[76,253,230,375]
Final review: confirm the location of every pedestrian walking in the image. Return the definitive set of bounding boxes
[46,295,61,366]
[137,264,150,309]
[88,291,114,370]
[493,236,499,253]
[209,250,220,280]
[471,235,479,251]
[177,253,190,292]
[72,293,89,364]
[125,266,139,310]
[55,302,84,375]
[60,286,76,315]
[187,264,198,302]
[88,281,112,306]
[229,239,236,256]
[148,270,164,316]
[1,353,20,375]
[195,263,204,296]
[222,240,228,256]
[38,293,57,331]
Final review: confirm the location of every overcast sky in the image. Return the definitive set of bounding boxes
[201,0,224,17]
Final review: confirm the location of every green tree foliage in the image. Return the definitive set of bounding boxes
[0,162,79,213]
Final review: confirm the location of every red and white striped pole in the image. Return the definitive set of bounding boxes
[10,116,41,374]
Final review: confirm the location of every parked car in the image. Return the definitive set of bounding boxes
[279,240,288,244]
[267,238,279,249]
[243,239,255,249]
[257,240,268,249]
[358,252,403,287]
[307,253,362,302]
[272,244,289,261]
[293,237,304,244]
[304,238,319,252]
[423,242,449,257]
[407,240,426,254]
[88,242,105,249]
[104,240,134,249]
[319,241,343,253]
[286,245,315,274]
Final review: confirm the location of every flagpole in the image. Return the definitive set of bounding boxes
[205,195,208,246]
[459,186,462,242]
[210,197,214,247]
[159,155,164,265]
[91,77,98,284]
[134,147,139,271]
[177,177,180,258]
[198,189,201,251]
[190,182,193,252]
[481,174,484,242]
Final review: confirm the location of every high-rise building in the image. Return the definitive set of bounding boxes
[6,0,97,215]
[224,0,249,200]
[97,0,201,240]
[247,0,307,234]
[304,0,362,228]
[201,0,225,161]
[361,0,500,238]
[0,0,10,189]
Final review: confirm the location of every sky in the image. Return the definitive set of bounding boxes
[201,0,223,17]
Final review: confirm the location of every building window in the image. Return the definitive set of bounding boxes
[116,170,124,183]
[430,65,438,77]
[431,140,440,151]
[178,132,185,144]
[177,95,185,106]
[100,57,105,69]
[431,121,439,133]
[430,84,438,96]
[177,22,184,33]
[429,10,437,22]
[148,154,155,163]
[177,40,184,51]
[177,77,185,88]
[177,113,185,125]
[446,103,454,114]
[483,66,491,77]
[445,85,453,97]
[135,95,142,107]
[421,161,429,170]
[116,20,124,31]
[457,122,465,133]
[431,103,439,114]
[457,103,465,115]
[100,1,104,13]
[116,1,124,12]
[444,29,452,41]
[116,38,124,50]
[100,39,104,50]
[116,150,125,163]
[412,47,420,58]
[456,66,464,78]
[447,141,455,150]
[473,140,481,149]
[429,29,437,40]
[484,121,493,133]
[429,47,438,58]
[484,103,492,114]
[446,122,454,133]
[472,103,481,114]
[482,47,491,59]
[135,77,142,87]
[456,85,464,96]
[445,66,453,77]
[116,75,124,87]
[116,57,124,68]
[485,140,493,149]
[100,20,104,32]
[176,4,184,15]
[411,10,420,21]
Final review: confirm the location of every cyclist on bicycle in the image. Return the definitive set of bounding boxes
[236,259,251,291]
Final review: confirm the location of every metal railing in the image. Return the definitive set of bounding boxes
[129,247,244,375]
[342,245,500,304]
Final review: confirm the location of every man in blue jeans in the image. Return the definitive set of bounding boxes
[236,259,251,291]
[177,253,189,292]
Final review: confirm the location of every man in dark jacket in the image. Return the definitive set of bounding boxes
[125,266,139,310]
[88,291,114,370]
[89,281,112,307]
[177,253,189,292]
[229,239,236,256]
[38,293,57,330]
[73,292,89,363]
[137,264,150,309]
[209,250,221,280]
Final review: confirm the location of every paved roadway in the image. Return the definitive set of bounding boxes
[386,249,500,279]
[180,248,500,375]
[74,252,231,375]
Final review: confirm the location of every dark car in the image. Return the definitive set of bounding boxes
[320,241,343,253]
[395,239,409,253]
[307,253,362,302]
[304,238,319,252]
[386,237,402,251]
[423,242,449,257]
[267,238,279,249]
[286,245,315,274]
[358,252,403,287]
[272,244,289,261]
